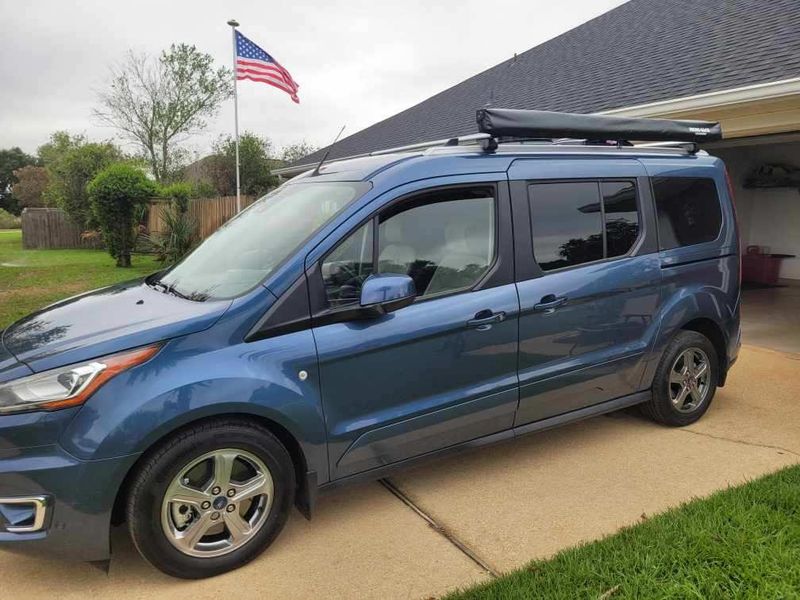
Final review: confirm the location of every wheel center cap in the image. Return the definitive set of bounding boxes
[213,496,228,510]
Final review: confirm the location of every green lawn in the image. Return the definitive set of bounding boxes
[0,229,160,328]
[448,463,800,599]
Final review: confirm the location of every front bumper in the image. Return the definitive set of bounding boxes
[0,411,139,561]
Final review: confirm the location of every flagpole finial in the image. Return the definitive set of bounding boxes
[227,19,239,27]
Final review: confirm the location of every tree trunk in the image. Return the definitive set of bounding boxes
[149,151,160,184]
[116,253,131,268]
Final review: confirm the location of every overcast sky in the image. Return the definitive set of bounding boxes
[0,0,627,159]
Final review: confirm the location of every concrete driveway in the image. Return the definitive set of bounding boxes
[2,345,798,599]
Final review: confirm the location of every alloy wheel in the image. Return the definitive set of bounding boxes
[161,449,274,558]
[668,347,711,413]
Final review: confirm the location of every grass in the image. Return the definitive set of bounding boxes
[0,229,160,328]
[447,463,800,600]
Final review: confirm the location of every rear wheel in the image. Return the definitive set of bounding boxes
[642,330,718,426]
[126,418,295,579]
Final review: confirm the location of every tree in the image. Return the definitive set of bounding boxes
[280,141,319,164]
[88,164,156,267]
[39,131,123,228]
[0,147,37,214]
[37,131,85,167]
[206,132,277,197]
[95,44,233,183]
[12,166,49,209]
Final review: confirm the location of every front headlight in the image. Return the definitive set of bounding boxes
[0,344,161,415]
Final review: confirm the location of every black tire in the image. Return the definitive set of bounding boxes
[126,418,295,579]
[642,330,719,427]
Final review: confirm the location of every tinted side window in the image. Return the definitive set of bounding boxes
[529,182,603,271]
[378,190,495,297]
[653,177,722,250]
[602,181,640,258]
[322,223,373,307]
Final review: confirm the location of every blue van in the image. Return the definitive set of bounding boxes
[0,110,740,578]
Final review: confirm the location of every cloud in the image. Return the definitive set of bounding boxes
[0,0,627,155]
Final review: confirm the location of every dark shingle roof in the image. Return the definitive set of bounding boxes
[293,0,800,168]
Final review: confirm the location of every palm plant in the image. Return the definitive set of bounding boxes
[145,205,197,265]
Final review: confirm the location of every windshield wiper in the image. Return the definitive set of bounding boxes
[165,283,191,300]
[147,278,194,300]
[147,279,168,293]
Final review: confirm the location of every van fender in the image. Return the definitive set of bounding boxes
[639,285,730,389]
[60,374,329,484]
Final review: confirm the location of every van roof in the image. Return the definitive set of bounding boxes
[288,141,716,183]
[279,108,722,180]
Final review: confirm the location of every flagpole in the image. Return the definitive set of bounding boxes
[227,19,242,213]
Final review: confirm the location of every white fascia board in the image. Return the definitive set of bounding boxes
[597,78,800,117]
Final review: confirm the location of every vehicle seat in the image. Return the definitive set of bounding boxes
[379,219,416,274]
[425,221,490,295]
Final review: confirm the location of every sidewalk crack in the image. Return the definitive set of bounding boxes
[379,478,499,578]
[680,428,800,458]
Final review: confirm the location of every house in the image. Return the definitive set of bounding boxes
[278,0,800,286]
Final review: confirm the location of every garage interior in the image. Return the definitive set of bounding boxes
[711,134,800,354]
[601,81,800,356]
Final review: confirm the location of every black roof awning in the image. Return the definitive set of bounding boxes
[477,108,723,143]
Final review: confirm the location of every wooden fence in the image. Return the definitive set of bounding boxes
[147,195,256,240]
[21,196,258,250]
[21,208,104,249]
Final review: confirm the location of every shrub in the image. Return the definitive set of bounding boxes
[0,208,21,229]
[88,164,156,267]
[144,205,197,265]
[192,180,217,199]
[159,181,193,213]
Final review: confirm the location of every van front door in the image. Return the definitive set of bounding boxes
[508,159,661,426]
[310,182,519,480]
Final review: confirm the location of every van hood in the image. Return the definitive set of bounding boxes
[2,279,232,373]
[0,331,33,383]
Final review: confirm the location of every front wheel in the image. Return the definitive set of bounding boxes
[126,418,295,579]
[642,330,719,426]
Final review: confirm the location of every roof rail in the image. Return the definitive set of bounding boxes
[636,141,700,154]
[369,132,492,156]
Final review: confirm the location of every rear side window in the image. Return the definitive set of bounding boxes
[652,177,722,250]
[529,180,640,272]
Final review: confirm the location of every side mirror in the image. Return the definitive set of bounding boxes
[359,274,416,315]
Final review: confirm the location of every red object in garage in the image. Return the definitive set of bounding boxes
[741,246,796,285]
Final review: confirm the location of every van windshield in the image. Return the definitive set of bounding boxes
[152,181,369,301]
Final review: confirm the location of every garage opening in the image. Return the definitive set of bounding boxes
[711,134,800,354]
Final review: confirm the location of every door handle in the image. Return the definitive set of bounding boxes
[533,294,567,313]
[467,309,506,330]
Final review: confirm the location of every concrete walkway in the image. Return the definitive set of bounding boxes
[2,345,798,599]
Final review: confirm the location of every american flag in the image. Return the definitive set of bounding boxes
[235,31,300,103]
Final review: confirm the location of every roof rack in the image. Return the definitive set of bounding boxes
[273,109,722,176]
